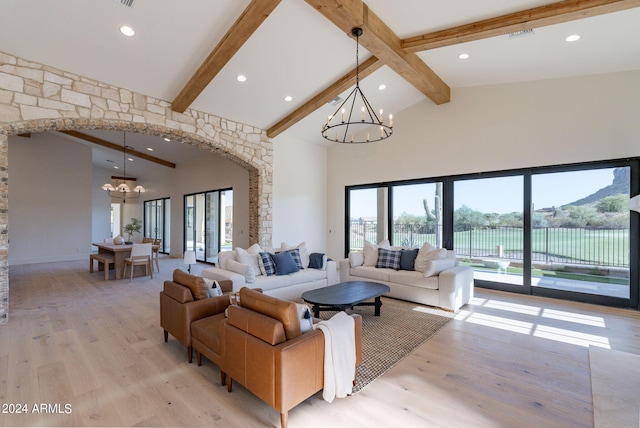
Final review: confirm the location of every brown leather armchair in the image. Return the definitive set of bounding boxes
[223,287,362,428]
[159,269,232,363]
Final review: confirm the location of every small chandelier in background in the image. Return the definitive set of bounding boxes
[321,27,393,144]
[101,131,145,204]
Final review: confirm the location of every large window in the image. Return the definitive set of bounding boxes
[184,189,233,264]
[144,198,170,253]
[345,159,638,308]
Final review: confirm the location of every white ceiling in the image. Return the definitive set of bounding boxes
[1,0,639,180]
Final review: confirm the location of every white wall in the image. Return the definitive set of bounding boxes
[92,167,112,243]
[325,70,640,259]
[9,133,92,264]
[272,134,327,252]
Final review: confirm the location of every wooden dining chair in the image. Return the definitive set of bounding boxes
[123,243,153,281]
[142,237,162,272]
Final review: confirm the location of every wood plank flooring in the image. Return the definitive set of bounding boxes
[1,258,640,427]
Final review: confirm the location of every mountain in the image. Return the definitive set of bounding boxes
[566,167,629,206]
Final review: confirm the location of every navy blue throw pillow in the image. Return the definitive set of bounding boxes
[309,252,325,269]
[400,249,419,271]
[271,251,299,275]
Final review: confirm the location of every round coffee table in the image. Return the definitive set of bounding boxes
[302,281,391,317]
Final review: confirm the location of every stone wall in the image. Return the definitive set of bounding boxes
[0,50,274,323]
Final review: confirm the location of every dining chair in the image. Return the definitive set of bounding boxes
[142,237,162,272]
[123,243,153,281]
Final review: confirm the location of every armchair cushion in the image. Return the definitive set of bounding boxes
[239,287,301,340]
[173,269,208,300]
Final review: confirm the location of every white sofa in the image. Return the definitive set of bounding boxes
[202,243,337,301]
[339,242,474,311]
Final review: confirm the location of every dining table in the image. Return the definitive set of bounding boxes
[92,242,159,280]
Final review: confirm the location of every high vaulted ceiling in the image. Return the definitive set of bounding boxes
[1,0,639,179]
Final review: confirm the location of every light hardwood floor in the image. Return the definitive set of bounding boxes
[1,257,640,427]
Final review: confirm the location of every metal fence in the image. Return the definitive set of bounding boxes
[350,221,629,267]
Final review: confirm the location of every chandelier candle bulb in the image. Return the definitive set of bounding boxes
[389,114,393,127]
[361,106,365,121]
[341,108,345,122]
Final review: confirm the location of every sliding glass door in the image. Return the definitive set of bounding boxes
[454,175,525,287]
[531,167,630,299]
[184,189,233,264]
[144,198,170,253]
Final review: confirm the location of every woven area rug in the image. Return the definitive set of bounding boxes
[318,297,454,393]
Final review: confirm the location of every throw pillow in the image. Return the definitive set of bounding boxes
[235,247,262,276]
[296,303,313,333]
[363,239,390,266]
[349,251,364,268]
[308,252,325,269]
[284,248,304,270]
[271,251,299,275]
[422,257,457,277]
[281,241,310,268]
[204,278,223,298]
[226,259,256,284]
[414,242,445,272]
[376,247,402,270]
[258,252,276,276]
[399,248,419,270]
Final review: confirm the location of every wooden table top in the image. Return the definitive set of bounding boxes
[93,243,159,252]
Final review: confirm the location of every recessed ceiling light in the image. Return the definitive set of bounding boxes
[163,137,171,142]
[114,165,119,169]
[284,96,293,102]
[236,75,247,82]
[120,25,135,37]
[459,53,470,60]
[146,147,153,151]
[565,34,581,42]
[127,157,134,162]
[378,84,386,91]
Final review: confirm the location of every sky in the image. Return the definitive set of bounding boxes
[350,167,620,217]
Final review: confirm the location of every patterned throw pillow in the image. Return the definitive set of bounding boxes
[284,248,304,270]
[259,252,276,276]
[376,247,402,270]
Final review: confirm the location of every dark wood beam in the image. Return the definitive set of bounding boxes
[402,0,640,52]
[267,55,383,138]
[304,0,450,105]
[59,130,176,169]
[171,0,281,113]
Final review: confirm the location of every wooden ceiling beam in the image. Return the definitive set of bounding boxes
[267,55,383,138]
[305,0,450,105]
[171,0,281,113]
[402,0,640,52]
[60,130,176,169]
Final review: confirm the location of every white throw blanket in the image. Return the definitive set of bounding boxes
[314,311,356,402]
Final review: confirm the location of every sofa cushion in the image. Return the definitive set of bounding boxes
[173,269,208,301]
[271,251,299,275]
[253,273,293,292]
[288,268,326,284]
[236,247,262,276]
[363,240,390,266]
[389,270,440,290]
[399,248,419,270]
[227,259,256,284]
[415,243,447,273]
[350,265,392,282]
[239,287,301,340]
[217,250,235,270]
[423,257,457,277]
[284,248,304,270]
[376,247,402,270]
[281,241,310,268]
[258,252,276,276]
[349,251,364,268]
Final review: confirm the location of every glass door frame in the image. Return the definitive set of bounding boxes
[184,187,232,265]
[144,197,170,254]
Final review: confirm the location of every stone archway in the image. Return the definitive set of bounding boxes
[0,51,274,323]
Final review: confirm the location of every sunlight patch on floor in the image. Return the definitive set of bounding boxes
[541,308,606,327]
